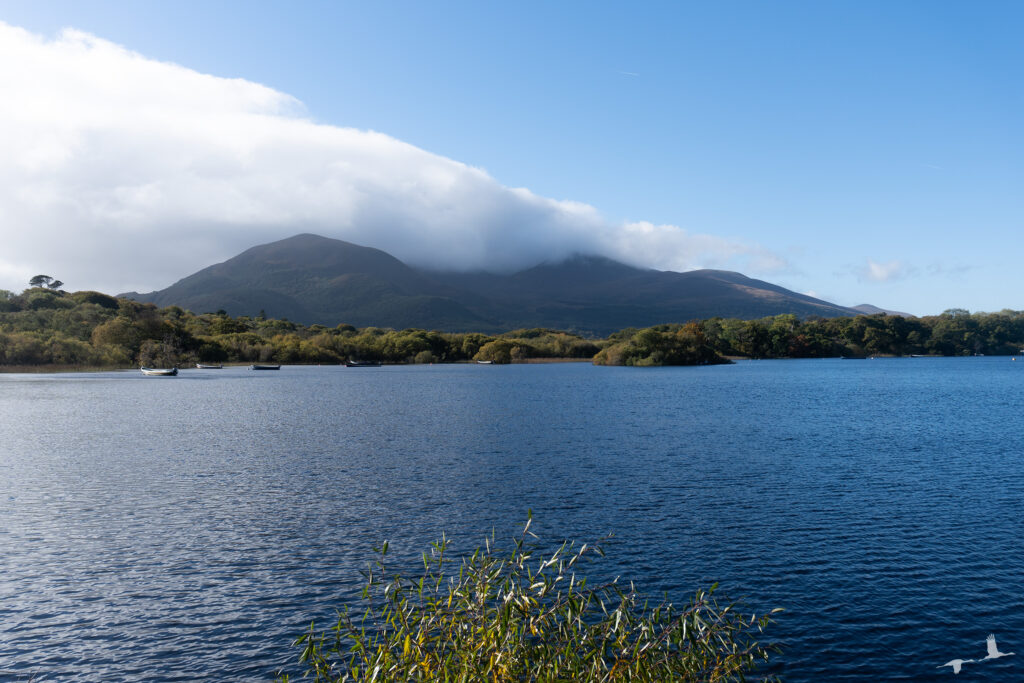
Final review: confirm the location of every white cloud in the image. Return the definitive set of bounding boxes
[858,259,914,283]
[0,22,784,294]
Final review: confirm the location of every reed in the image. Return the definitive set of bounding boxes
[279,514,780,682]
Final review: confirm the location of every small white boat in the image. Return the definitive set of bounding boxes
[250,364,281,370]
[345,360,381,367]
[195,363,223,369]
[140,366,178,376]
[475,360,493,364]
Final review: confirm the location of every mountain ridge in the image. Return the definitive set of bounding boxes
[124,233,864,335]
[851,303,916,318]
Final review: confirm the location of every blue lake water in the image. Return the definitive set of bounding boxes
[1,358,1023,681]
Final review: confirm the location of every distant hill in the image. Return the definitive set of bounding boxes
[124,233,863,335]
[851,304,915,318]
[123,234,492,331]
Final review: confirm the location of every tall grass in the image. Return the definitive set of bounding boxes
[279,514,780,682]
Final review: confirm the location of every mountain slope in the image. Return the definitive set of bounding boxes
[430,255,858,331]
[125,234,496,330]
[125,234,861,334]
[851,303,915,318]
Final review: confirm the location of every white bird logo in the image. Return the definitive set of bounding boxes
[939,658,973,674]
[939,634,1015,674]
[981,633,1014,661]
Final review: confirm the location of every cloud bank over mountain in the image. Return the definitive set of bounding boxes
[0,22,784,294]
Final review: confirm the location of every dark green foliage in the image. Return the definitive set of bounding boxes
[28,275,64,291]
[71,291,120,309]
[698,311,1024,359]
[473,339,520,364]
[0,289,16,310]
[0,285,608,367]
[23,289,73,310]
[5,284,1024,369]
[594,322,732,366]
[279,517,780,682]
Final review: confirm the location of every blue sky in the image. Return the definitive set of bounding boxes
[0,1,1021,315]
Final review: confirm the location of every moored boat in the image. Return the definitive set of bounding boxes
[140,366,178,376]
[195,363,223,369]
[345,360,381,367]
[250,364,281,370]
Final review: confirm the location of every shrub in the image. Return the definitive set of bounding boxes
[0,289,18,313]
[24,289,74,311]
[71,291,120,309]
[474,339,526,364]
[280,516,779,682]
[593,325,731,367]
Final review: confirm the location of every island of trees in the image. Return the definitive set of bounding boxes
[2,282,1023,369]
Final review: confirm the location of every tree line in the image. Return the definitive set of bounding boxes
[0,287,599,367]
[597,309,1024,365]
[2,285,1023,368]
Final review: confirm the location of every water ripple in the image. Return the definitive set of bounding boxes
[1,359,1023,680]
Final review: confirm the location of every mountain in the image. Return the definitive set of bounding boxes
[851,304,915,318]
[124,234,493,330]
[428,255,860,332]
[124,233,862,335]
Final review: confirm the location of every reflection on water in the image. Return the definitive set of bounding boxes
[1,359,1023,680]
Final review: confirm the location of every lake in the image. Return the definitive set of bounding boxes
[1,358,1022,681]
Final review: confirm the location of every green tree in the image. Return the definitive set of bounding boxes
[474,339,518,363]
[768,314,798,357]
[0,289,17,313]
[71,291,120,309]
[460,333,492,359]
[593,324,731,366]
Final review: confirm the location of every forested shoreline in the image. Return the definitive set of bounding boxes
[2,286,1023,368]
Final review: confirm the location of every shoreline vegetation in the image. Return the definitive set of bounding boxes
[3,286,1024,369]
[277,515,781,682]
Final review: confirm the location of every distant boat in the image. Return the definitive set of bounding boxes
[140,366,178,376]
[345,360,381,367]
[195,363,223,369]
[250,364,281,370]
[475,360,493,364]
